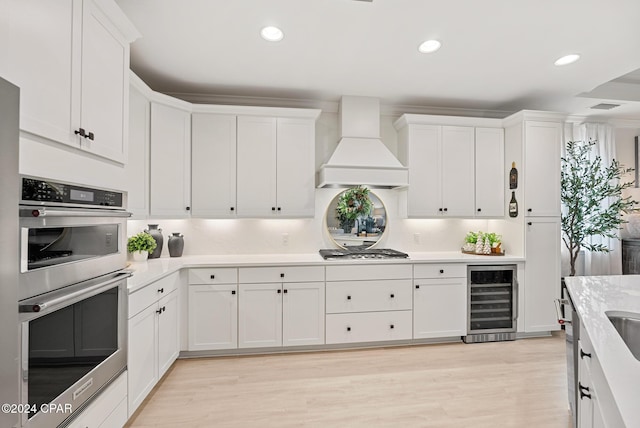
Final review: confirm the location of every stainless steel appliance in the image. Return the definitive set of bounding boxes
[556,285,579,427]
[0,76,21,428]
[319,248,409,260]
[19,176,129,300]
[464,265,518,343]
[17,177,131,428]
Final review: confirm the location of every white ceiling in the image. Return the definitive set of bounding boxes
[116,0,640,119]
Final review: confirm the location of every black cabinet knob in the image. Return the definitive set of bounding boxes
[157,288,164,293]
[74,128,86,138]
[477,208,481,212]
[578,382,591,400]
[210,274,215,279]
[390,324,395,329]
[439,269,444,274]
[527,208,532,212]
[347,327,351,332]
[277,207,281,211]
[272,207,276,211]
[390,294,395,298]
[230,207,235,211]
[580,349,592,359]
[156,308,162,314]
[347,295,351,300]
[284,289,288,294]
[438,208,443,212]
[415,285,420,289]
[280,273,285,278]
[87,131,94,141]
[186,206,191,211]
[231,290,236,295]
[443,208,448,212]
[527,222,532,226]
[277,289,281,294]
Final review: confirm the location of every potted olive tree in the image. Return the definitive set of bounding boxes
[127,232,157,262]
[561,140,636,276]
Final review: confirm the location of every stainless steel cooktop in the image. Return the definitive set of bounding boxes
[319,248,409,260]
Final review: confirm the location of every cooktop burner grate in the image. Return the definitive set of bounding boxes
[319,248,409,260]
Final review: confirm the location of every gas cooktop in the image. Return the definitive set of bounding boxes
[319,248,409,260]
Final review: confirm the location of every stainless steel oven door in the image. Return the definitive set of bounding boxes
[19,206,130,300]
[19,271,129,428]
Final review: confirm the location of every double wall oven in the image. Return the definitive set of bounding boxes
[18,176,131,428]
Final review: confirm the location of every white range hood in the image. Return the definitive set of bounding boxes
[318,96,408,189]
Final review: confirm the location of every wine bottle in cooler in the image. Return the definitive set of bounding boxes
[509,191,518,217]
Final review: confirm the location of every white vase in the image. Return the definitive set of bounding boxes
[132,250,148,262]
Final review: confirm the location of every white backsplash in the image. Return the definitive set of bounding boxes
[128,189,520,257]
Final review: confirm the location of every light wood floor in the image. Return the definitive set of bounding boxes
[126,333,572,428]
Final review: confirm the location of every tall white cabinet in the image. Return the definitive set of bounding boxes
[6,0,139,163]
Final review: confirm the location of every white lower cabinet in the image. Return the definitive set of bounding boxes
[325,264,413,345]
[128,272,180,417]
[413,264,467,339]
[187,268,238,351]
[238,266,325,349]
[577,324,609,428]
[66,372,127,428]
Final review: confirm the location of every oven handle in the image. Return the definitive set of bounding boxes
[19,271,132,315]
[20,207,132,218]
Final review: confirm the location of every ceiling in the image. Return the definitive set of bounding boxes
[116,0,640,119]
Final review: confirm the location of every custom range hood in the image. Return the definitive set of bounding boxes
[318,96,408,189]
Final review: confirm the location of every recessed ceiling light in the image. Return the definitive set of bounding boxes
[260,26,284,42]
[554,54,580,66]
[418,39,442,54]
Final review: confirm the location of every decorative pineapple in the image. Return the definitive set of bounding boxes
[475,235,484,254]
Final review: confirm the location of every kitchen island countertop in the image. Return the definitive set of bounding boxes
[126,251,524,293]
[564,275,640,428]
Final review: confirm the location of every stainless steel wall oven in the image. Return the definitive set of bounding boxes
[18,176,131,428]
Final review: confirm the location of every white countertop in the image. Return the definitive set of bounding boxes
[564,275,640,427]
[126,251,524,293]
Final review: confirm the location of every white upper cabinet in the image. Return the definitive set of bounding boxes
[475,127,505,217]
[441,126,475,217]
[236,115,317,218]
[125,77,150,218]
[524,121,562,217]
[191,113,237,217]
[236,116,278,217]
[149,101,192,218]
[7,0,139,163]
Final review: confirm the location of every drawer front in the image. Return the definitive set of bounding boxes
[414,263,466,279]
[325,264,412,281]
[239,266,324,283]
[129,272,180,318]
[326,280,412,313]
[189,268,238,284]
[326,311,412,344]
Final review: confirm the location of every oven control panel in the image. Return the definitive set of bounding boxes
[21,177,124,208]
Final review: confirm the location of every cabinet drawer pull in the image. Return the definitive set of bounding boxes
[231,290,236,295]
[477,208,481,212]
[527,222,532,226]
[230,207,235,211]
[578,382,591,400]
[277,289,281,294]
[157,288,164,293]
[438,208,443,212]
[186,206,191,211]
[390,293,395,298]
[272,207,276,211]
[210,274,215,279]
[87,131,94,141]
[443,208,448,212]
[347,295,351,300]
[277,207,281,211]
[439,269,444,274]
[346,327,351,332]
[580,349,592,359]
[156,308,162,314]
[527,208,532,212]
[280,273,285,278]
[390,324,395,329]
[415,285,420,289]
[74,128,86,138]
[284,289,288,294]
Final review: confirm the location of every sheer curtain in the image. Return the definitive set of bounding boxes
[563,122,621,275]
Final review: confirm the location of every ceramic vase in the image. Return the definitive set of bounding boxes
[132,250,148,262]
[145,224,163,259]
[168,233,184,257]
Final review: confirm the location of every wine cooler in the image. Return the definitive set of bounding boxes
[463,265,518,343]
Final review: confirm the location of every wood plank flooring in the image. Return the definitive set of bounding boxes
[126,333,571,427]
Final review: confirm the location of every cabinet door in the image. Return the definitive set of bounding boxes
[150,102,191,218]
[128,304,157,416]
[78,0,128,163]
[406,125,441,217]
[282,282,325,346]
[7,0,77,145]
[238,283,282,348]
[524,121,562,217]
[236,116,277,217]
[524,218,561,332]
[157,290,179,379]
[441,126,475,216]
[188,284,238,351]
[276,118,315,217]
[125,82,150,218]
[475,127,505,217]
[414,278,467,339]
[191,113,237,217]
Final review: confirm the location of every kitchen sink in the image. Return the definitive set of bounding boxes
[607,311,640,361]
